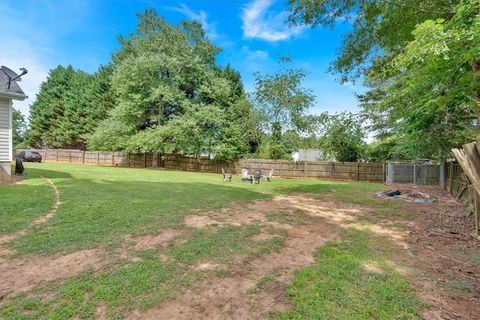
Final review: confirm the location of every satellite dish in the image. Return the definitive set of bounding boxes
[1,66,27,89]
[1,66,21,82]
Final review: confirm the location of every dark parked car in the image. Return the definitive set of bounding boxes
[17,150,42,162]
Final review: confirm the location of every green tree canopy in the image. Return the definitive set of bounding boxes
[288,0,479,160]
[26,64,116,149]
[12,108,26,148]
[318,112,366,162]
[361,0,480,159]
[253,66,315,159]
[88,10,254,160]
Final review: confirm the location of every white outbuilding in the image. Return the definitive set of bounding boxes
[0,66,27,182]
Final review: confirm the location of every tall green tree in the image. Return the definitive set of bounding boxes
[361,0,479,159]
[27,65,77,147]
[318,112,366,162]
[89,9,254,160]
[26,65,116,149]
[12,108,26,147]
[288,0,479,159]
[288,0,458,82]
[253,67,315,159]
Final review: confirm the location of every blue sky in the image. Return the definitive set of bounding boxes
[0,0,362,119]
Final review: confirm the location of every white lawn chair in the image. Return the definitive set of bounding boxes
[222,168,232,182]
[240,168,253,183]
[264,169,274,182]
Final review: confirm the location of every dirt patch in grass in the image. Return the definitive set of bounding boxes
[251,233,275,241]
[0,228,183,300]
[0,249,103,299]
[131,194,367,319]
[123,229,183,251]
[183,194,367,231]
[130,223,334,320]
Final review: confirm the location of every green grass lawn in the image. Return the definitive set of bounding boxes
[0,163,423,319]
[0,177,55,235]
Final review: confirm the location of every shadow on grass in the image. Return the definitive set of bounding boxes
[22,167,74,180]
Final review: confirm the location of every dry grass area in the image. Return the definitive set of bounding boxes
[0,164,479,319]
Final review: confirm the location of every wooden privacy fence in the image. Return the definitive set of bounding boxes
[18,148,386,182]
[238,159,385,182]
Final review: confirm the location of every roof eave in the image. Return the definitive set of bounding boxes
[0,91,27,101]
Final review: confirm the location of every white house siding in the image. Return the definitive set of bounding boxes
[292,149,326,161]
[0,97,12,179]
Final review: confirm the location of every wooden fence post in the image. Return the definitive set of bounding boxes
[449,163,454,193]
[383,163,386,183]
[475,191,480,236]
[97,151,100,165]
[439,161,445,189]
[413,163,417,184]
[112,152,115,166]
[356,162,359,182]
[69,151,72,163]
[82,150,85,164]
[56,149,59,162]
[144,153,147,168]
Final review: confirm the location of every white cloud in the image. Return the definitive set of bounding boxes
[241,0,305,42]
[241,46,269,60]
[166,3,219,40]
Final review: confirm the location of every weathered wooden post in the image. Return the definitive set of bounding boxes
[475,191,480,236]
[449,162,454,192]
[386,163,393,184]
[439,161,445,189]
[356,162,359,182]
[413,162,417,184]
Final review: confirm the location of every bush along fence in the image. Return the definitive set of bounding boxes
[17,148,386,183]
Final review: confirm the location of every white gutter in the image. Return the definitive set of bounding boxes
[0,91,27,101]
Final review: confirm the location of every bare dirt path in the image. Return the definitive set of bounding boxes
[128,195,374,319]
[0,228,182,300]
[131,189,480,320]
[133,224,332,320]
